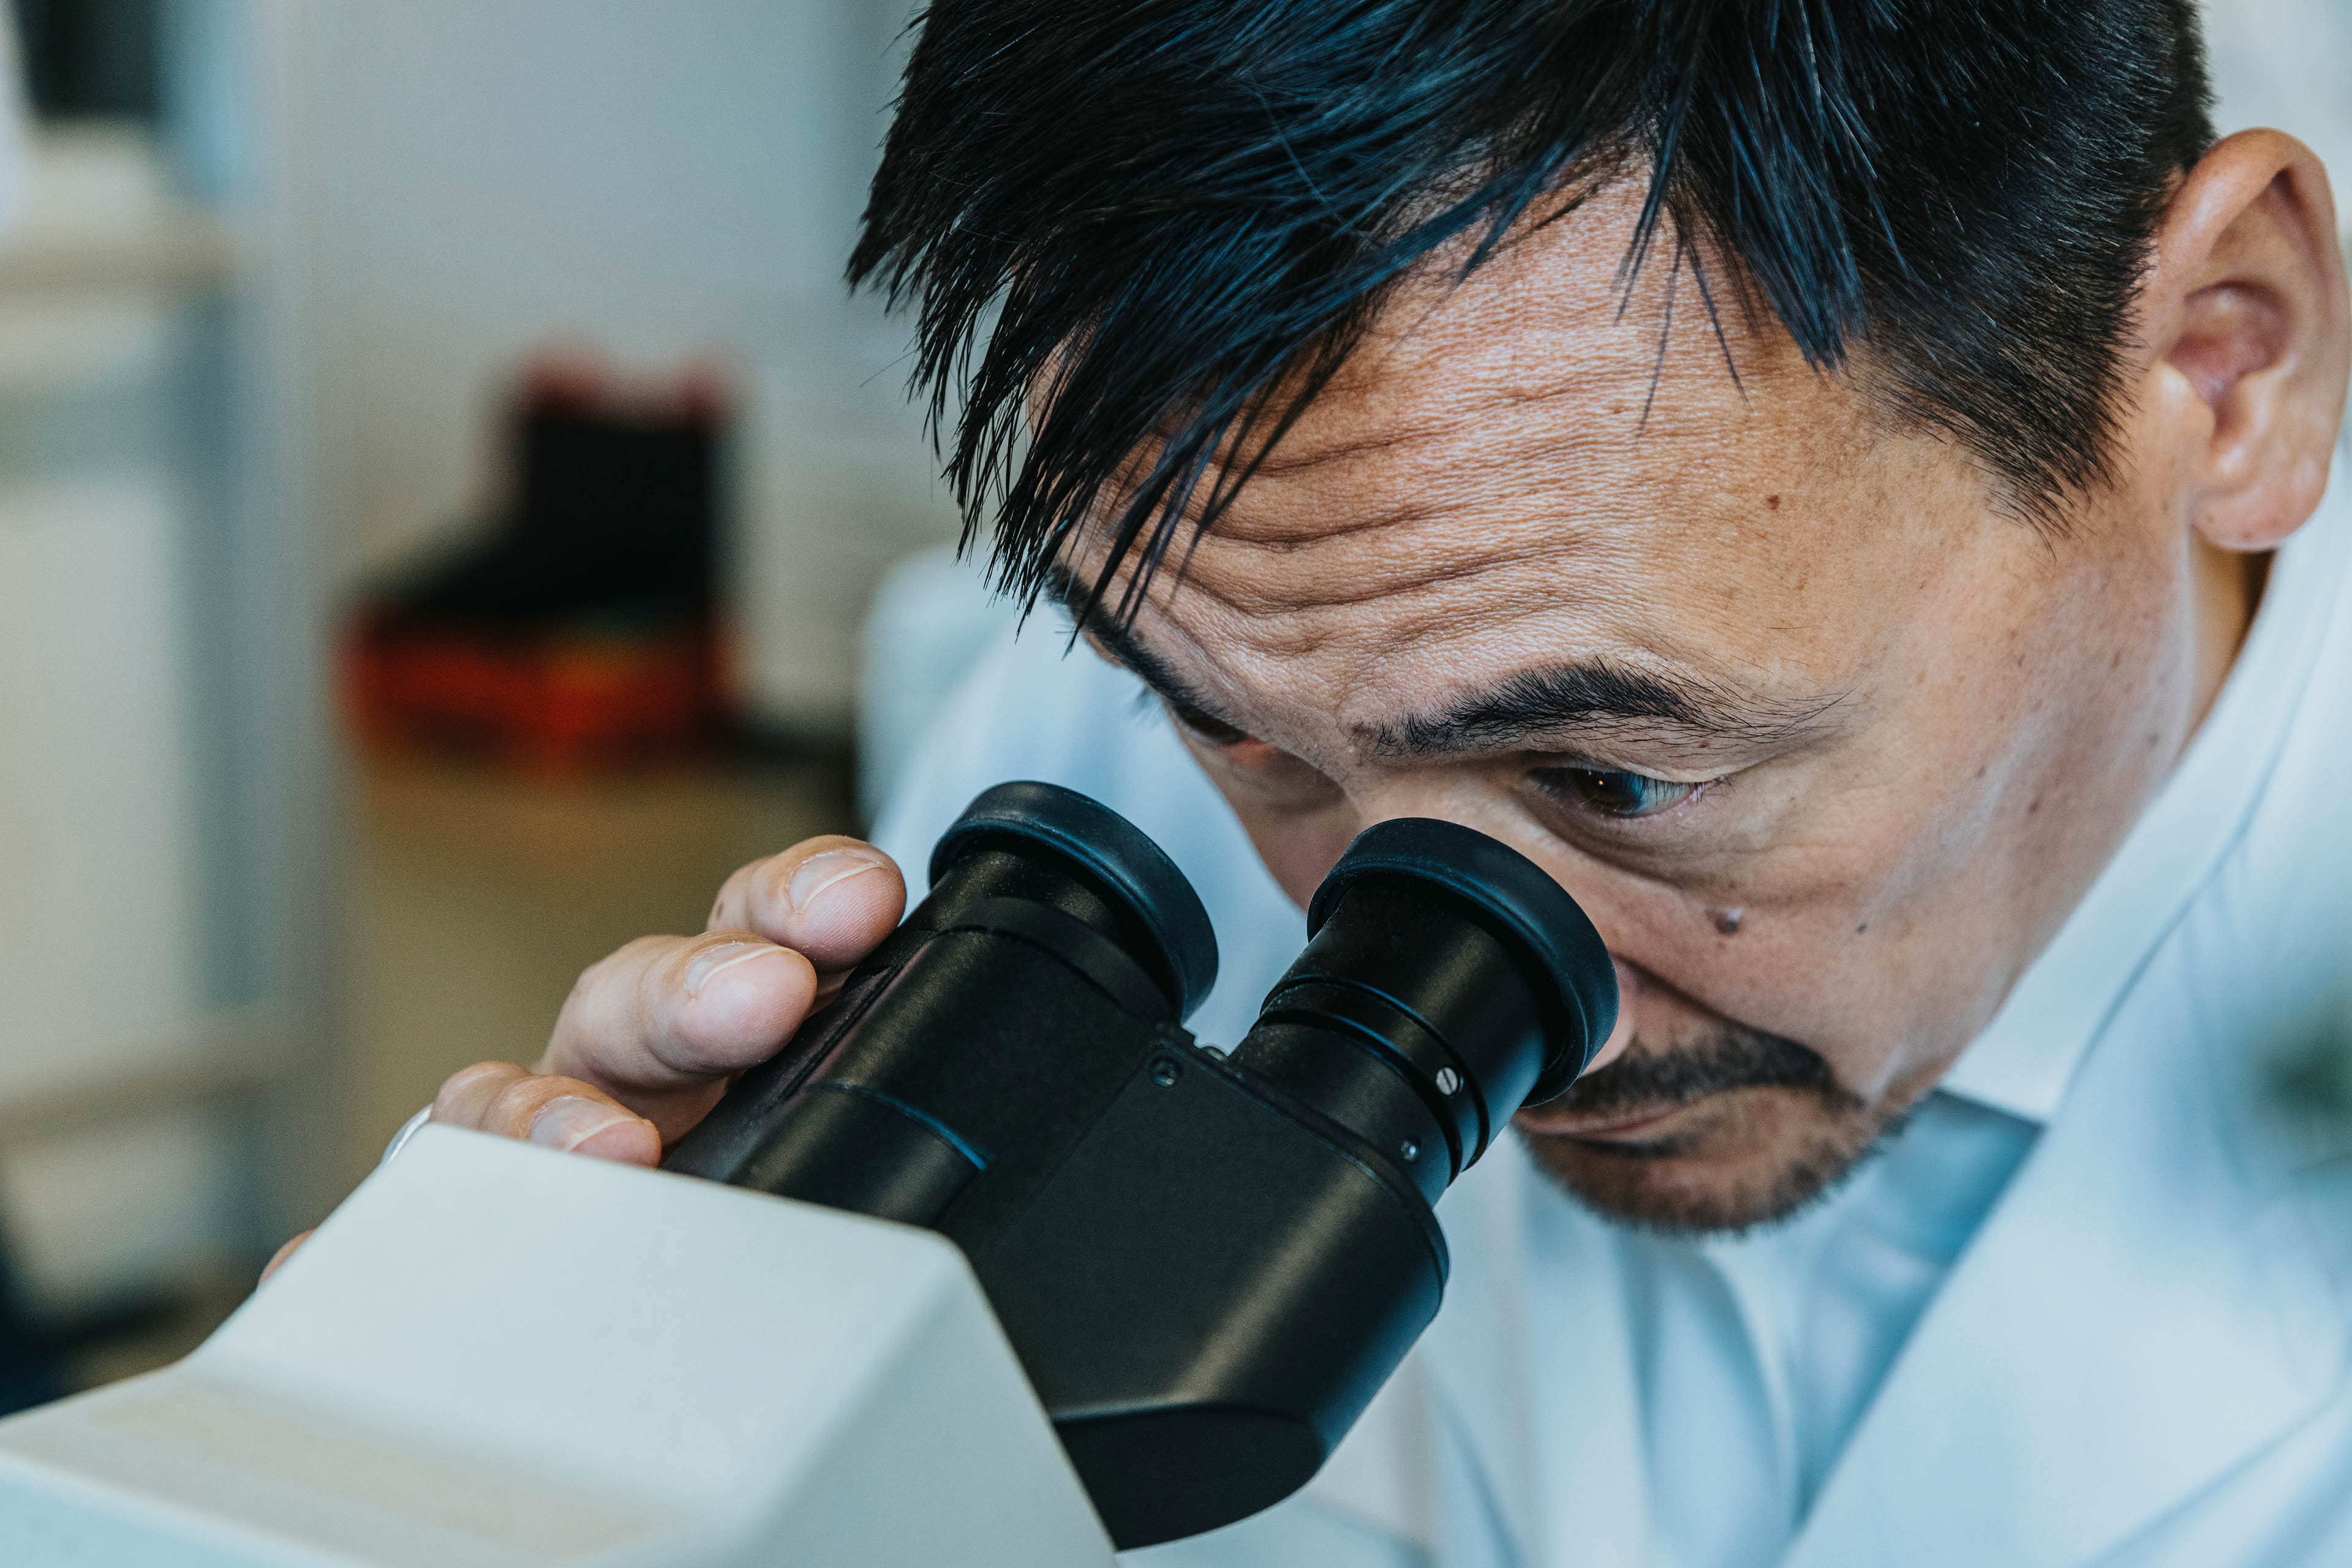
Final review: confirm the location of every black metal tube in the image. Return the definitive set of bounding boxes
[662,781,1218,1209]
[1235,820,1616,1191]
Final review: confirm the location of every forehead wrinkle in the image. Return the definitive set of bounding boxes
[1208,385,1667,551]
[1202,486,1463,551]
[1200,426,1600,552]
[1177,527,1586,620]
[1246,358,1635,481]
[1245,405,1468,480]
[1179,472,1629,611]
[1171,331,1722,554]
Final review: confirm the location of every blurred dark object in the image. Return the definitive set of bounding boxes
[10,0,159,123]
[0,1235,63,1416]
[342,355,731,774]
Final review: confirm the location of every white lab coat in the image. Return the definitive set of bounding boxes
[870,464,2352,1567]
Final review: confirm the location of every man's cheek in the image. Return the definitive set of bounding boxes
[1578,886,1863,1068]
[1188,762,1360,910]
[1238,805,1362,910]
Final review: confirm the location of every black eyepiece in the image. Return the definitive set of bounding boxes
[930,780,1219,1019]
[1308,818,1615,1104]
[1237,819,1615,1199]
[666,781,1219,1227]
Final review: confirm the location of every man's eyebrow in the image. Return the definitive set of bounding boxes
[1362,662,1838,759]
[1041,562,1836,757]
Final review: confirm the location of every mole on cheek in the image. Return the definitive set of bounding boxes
[1710,907,1744,937]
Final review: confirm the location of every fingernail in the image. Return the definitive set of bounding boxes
[786,848,887,912]
[684,939,783,997]
[529,1096,636,1154]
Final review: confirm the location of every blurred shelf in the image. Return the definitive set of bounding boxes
[0,1014,289,1146]
[359,753,854,896]
[0,125,239,303]
[0,209,236,297]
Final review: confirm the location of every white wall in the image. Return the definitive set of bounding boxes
[294,0,954,728]
[2203,0,2352,214]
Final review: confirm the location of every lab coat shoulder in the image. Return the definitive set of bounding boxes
[1774,872,2352,1567]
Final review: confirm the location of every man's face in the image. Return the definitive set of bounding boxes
[1073,180,2225,1232]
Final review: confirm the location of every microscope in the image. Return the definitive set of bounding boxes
[0,782,1613,1566]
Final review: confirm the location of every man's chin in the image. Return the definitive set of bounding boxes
[1513,1085,1899,1237]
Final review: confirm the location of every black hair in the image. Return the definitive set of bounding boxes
[850,0,2214,623]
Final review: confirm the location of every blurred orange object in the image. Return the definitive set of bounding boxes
[341,615,725,775]
[339,352,731,774]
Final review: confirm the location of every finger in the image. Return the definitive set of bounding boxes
[539,930,818,1111]
[432,1060,663,1166]
[260,1230,313,1285]
[706,835,905,970]
[432,1060,532,1127]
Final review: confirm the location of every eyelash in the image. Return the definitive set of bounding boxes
[1528,764,1706,821]
[1163,698,1251,748]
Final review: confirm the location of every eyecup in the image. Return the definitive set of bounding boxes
[1308,820,1615,1104]
[933,781,1220,1020]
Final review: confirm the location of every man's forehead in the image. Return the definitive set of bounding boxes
[1066,191,1988,746]
[1253,186,1853,467]
[1126,452,1904,763]
[1159,201,1890,590]
[1087,530,1858,769]
[1139,307,1860,657]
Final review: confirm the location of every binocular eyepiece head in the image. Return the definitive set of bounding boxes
[924,781,1616,1197]
[664,780,1616,1548]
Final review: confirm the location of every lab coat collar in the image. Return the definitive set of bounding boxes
[1940,473,2352,1125]
[1784,947,2350,1566]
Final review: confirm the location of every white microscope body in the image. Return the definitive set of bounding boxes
[0,1125,1119,1567]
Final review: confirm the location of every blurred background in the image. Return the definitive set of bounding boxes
[0,0,2342,1407]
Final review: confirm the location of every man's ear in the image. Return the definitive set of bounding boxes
[2141,129,2350,552]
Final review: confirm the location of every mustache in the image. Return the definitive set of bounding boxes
[1541,1017,1858,1121]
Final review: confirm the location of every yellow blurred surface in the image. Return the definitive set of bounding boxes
[340,757,854,1194]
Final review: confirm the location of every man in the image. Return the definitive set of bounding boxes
[406,1,2352,1562]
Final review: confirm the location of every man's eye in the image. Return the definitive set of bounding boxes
[1530,764,1697,820]
[1166,699,1251,747]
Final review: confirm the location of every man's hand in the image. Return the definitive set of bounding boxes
[423,834,908,1167]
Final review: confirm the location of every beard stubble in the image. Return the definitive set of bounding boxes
[1517,1018,1908,1236]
